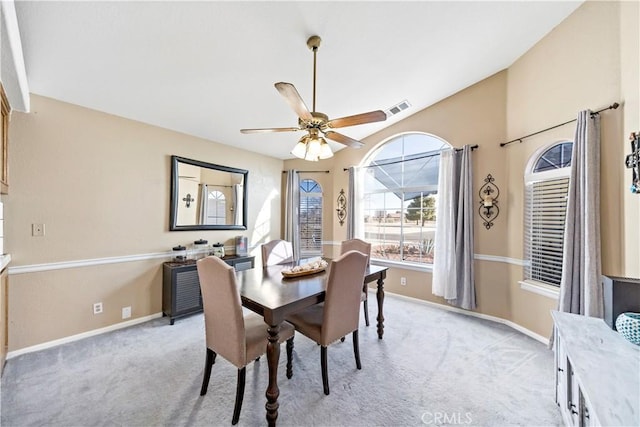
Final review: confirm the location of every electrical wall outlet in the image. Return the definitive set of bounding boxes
[93,302,103,314]
[32,223,45,237]
[122,306,131,319]
[400,277,407,286]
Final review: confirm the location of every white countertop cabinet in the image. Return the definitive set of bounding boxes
[552,311,640,427]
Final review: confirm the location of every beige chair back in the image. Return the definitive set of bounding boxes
[197,256,246,368]
[321,250,368,344]
[340,238,371,266]
[261,239,294,266]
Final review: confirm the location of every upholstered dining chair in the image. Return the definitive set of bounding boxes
[285,250,368,395]
[340,238,372,326]
[261,239,294,266]
[197,256,295,425]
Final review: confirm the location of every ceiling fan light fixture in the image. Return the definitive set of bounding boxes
[291,132,333,162]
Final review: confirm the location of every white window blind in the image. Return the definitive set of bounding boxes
[524,177,569,286]
[299,179,322,256]
[300,195,322,254]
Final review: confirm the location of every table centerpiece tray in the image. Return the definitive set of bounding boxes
[281,267,326,278]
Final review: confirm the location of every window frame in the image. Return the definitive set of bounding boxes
[206,190,226,225]
[523,139,573,289]
[358,132,451,268]
[299,178,323,257]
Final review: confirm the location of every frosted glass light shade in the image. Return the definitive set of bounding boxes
[307,138,322,157]
[291,141,307,159]
[319,140,333,159]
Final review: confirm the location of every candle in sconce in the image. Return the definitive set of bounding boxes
[483,195,493,207]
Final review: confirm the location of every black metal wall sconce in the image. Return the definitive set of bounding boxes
[182,193,194,208]
[336,189,347,226]
[479,174,499,229]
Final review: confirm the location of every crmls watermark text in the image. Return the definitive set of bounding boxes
[421,411,473,425]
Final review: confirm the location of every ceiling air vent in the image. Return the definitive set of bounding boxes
[386,100,411,117]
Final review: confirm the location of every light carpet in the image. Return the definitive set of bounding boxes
[1,293,561,426]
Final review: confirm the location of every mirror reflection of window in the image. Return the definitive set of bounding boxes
[206,190,226,225]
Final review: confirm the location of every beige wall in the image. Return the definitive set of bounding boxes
[4,0,638,351]
[620,0,640,278]
[506,0,626,276]
[5,95,283,350]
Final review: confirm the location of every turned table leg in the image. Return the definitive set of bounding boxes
[376,272,386,339]
[266,323,280,426]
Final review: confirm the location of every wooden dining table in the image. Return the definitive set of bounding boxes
[235,259,388,426]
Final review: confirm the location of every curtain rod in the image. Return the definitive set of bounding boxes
[281,170,330,174]
[500,103,620,148]
[342,144,479,171]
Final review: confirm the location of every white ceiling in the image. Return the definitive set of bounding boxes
[14,1,583,160]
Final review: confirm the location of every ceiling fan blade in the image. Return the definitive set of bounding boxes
[275,82,313,121]
[324,131,364,149]
[326,110,387,129]
[240,127,300,134]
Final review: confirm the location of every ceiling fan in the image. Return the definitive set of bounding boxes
[240,35,387,161]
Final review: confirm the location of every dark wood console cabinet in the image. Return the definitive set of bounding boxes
[162,255,255,324]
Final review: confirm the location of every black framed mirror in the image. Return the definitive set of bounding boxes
[170,156,248,231]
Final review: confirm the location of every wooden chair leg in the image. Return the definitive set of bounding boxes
[353,330,362,370]
[286,337,294,379]
[200,348,216,396]
[363,299,370,327]
[231,367,246,425]
[321,346,330,395]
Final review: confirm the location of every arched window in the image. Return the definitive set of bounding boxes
[524,141,573,287]
[299,179,322,256]
[361,133,451,265]
[206,190,226,225]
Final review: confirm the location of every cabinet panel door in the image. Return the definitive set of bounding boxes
[567,360,581,426]
[555,332,567,407]
[174,269,201,313]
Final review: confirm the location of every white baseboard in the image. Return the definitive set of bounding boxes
[383,291,550,345]
[6,312,164,359]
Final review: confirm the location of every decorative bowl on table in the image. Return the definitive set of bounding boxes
[282,259,328,278]
[615,312,640,346]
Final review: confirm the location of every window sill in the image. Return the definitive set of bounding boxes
[371,258,433,273]
[519,280,560,300]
